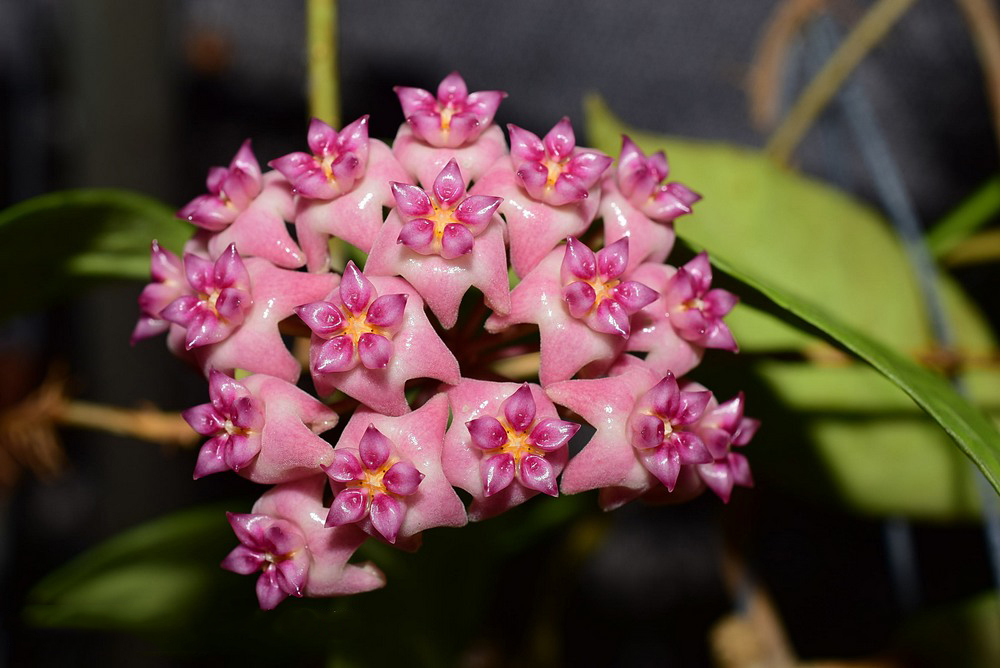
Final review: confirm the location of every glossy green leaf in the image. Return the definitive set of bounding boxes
[0,188,189,320]
[584,97,1000,499]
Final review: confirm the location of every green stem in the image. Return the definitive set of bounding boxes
[765,0,915,165]
[927,175,1000,258]
[307,0,339,127]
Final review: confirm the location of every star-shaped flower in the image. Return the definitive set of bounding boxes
[221,476,386,609]
[694,392,758,502]
[443,380,579,520]
[183,370,339,483]
[132,240,190,344]
[299,263,459,415]
[325,394,468,546]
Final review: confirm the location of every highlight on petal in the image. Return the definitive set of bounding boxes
[339,262,374,315]
[390,182,433,217]
[296,301,346,339]
[323,450,363,482]
[440,223,475,259]
[325,488,368,527]
[502,384,536,433]
[467,416,508,450]
[306,117,339,156]
[519,454,558,496]
[596,238,629,281]
[562,237,597,281]
[592,298,630,338]
[370,493,404,543]
[630,413,665,449]
[454,195,503,230]
[527,418,580,451]
[314,335,356,373]
[612,280,658,314]
[359,425,391,471]
[507,124,545,163]
[383,461,424,496]
[543,117,576,161]
[481,452,516,496]
[432,159,466,208]
[437,71,468,103]
[364,293,407,329]
[397,218,435,252]
[358,332,393,369]
[562,282,597,318]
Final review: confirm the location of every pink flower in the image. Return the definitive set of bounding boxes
[183,370,338,482]
[299,264,459,416]
[323,424,425,544]
[560,237,658,338]
[615,135,700,223]
[627,372,713,492]
[694,393,758,502]
[270,116,370,200]
[160,243,252,350]
[657,252,739,351]
[444,381,579,520]
[221,476,386,609]
[179,140,262,230]
[391,159,502,259]
[131,240,190,343]
[508,118,612,207]
[326,394,468,547]
[394,71,505,149]
[365,164,510,329]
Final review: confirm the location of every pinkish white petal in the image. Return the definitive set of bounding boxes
[437,71,468,103]
[395,85,437,117]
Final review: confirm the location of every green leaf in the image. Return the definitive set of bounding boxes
[895,592,1000,667]
[0,188,189,320]
[926,174,1000,259]
[584,96,1000,500]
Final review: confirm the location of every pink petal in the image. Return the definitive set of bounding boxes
[698,461,734,502]
[370,493,405,543]
[397,218,435,253]
[565,151,612,189]
[593,298,630,338]
[467,416,508,450]
[214,287,250,323]
[703,321,739,351]
[665,181,699,206]
[616,136,651,198]
[358,424,391,471]
[684,252,713,294]
[527,418,580,451]
[612,280,658,314]
[502,384,536,433]
[335,114,371,158]
[255,569,289,610]
[213,244,250,289]
[223,433,260,471]
[507,124,545,163]
[306,117,339,156]
[314,335,356,373]
[183,253,214,293]
[431,159,466,207]
[445,112,481,147]
[671,431,712,465]
[384,461,424,496]
[226,511,266,549]
[193,439,229,479]
[630,413,665,449]
[729,452,754,487]
[221,544,263,575]
[437,71,468,103]
[454,195,502,231]
[648,374,681,418]
[519,454,558,496]
[324,450,363,482]
[182,403,224,436]
[329,152,362,187]
[464,90,506,122]
[704,288,739,317]
[325,488,368,527]
[339,261,374,315]
[295,301,346,339]
[394,85,437,117]
[230,395,264,430]
[676,390,711,426]
[641,444,682,491]
[357,332,393,369]
[390,182,433,217]
[149,240,182,282]
[597,238,629,281]
[178,194,234,230]
[274,553,308,597]
[543,117,576,161]
[365,293,407,328]
[185,310,232,349]
[481,452,515,496]
[440,223,475,259]
[562,237,597,280]
[562,281,597,318]
[515,161,549,200]
[734,417,760,448]
[206,166,228,194]
[406,110,446,144]
[550,174,590,206]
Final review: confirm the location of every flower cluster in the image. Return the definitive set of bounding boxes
[135,72,757,609]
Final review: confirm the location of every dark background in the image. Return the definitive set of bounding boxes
[1,0,997,665]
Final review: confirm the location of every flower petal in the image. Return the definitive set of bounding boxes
[365,293,407,329]
[358,332,393,369]
[340,261,374,315]
[390,182,433,217]
[507,124,545,163]
[562,237,597,281]
[432,159,466,208]
[384,461,424,496]
[527,418,580,451]
[370,493,405,543]
[519,454,558,496]
[397,218,435,253]
[296,301,346,339]
[630,413,665,449]
[324,449,363,482]
[543,117,575,161]
[562,282,597,318]
[325,487,368,527]
[481,452,515,496]
[313,335,356,373]
[440,223,475,259]
[467,416,508,450]
[597,238,629,281]
[612,280,658,314]
[358,424,391,471]
[502,384,536,433]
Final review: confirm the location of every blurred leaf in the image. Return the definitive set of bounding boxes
[586,97,1000,505]
[895,592,1000,667]
[926,174,1000,259]
[0,189,189,320]
[26,494,592,666]
[941,228,1000,267]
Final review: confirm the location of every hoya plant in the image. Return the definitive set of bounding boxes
[3,0,1000,665]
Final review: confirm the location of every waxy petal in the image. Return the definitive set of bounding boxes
[296,301,346,339]
[182,403,224,436]
[593,298,630,338]
[481,452,515,496]
[467,416,508,450]
[324,450,363,482]
[314,335,356,373]
[515,161,550,201]
[565,151,612,188]
[432,159,466,208]
[221,544,264,575]
[454,195,503,231]
[306,117,339,156]
[631,413,665,449]
[370,494,404,543]
[562,237,597,281]
[597,238,629,281]
[384,461,423,496]
[437,71,468,103]
[507,124,545,163]
[357,332,392,369]
[612,280,659,314]
[519,454,558,497]
[527,418,580,451]
[358,424,392,471]
[640,445,682,492]
[365,293,407,329]
[394,85,437,117]
[391,182,434,217]
[397,218,436,252]
[326,488,368,527]
[339,262,374,315]
[502,384,536,433]
[543,117,575,161]
[671,431,712,465]
[440,223,474,259]
[562,281,597,318]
